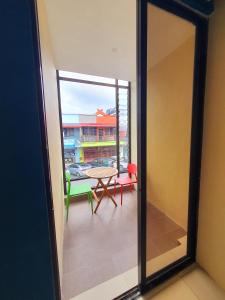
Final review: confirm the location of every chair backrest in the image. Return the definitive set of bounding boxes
[65,170,71,195]
[128,163,137,180]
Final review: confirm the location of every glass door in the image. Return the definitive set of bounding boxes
[137,0,208,293]
[146,2,196,276]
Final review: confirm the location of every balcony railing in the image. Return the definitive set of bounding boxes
[80,135,116,142]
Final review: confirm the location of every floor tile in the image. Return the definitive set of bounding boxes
[141,280,198,300]
[62,191,186,298]
[140,267,225,300]
[181,268,225,300]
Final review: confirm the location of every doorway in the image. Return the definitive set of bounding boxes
[57,70,136,298]
[34,0,208,298]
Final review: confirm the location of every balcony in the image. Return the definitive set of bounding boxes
[80,135,116,142]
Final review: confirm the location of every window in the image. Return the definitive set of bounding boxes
[57,71,130,180]
[105,128,115,136]
[82,127,97,136]
[89,128,97,136]
[64,128,74,137]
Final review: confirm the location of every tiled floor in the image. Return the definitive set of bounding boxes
[62,191,186,299]
[140,267,225,300]
[69,266,225,300]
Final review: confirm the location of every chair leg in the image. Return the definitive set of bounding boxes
[129,183,133,192]
[87,192,93,215]
[121,185,123,206]
[91,193,93,215]
[66,195,70,222]
[66,207,68,222]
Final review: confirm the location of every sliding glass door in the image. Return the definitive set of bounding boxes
[146,2,196,276]
[137,0,208,293]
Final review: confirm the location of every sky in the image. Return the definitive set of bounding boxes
[60,81,116,115]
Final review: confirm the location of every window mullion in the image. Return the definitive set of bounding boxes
[115,79,120,177]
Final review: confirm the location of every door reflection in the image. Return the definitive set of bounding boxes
[146,3,196,276]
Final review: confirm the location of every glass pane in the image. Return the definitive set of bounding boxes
[118,88,129,173]
[146,3,196,276]
[60,80,116,180]
[59,70,115,85]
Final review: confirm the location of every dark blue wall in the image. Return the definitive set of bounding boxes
[0,1,59,299]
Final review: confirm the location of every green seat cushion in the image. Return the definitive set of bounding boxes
[70,183,92,196]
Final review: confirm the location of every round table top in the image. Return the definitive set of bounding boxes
[85,167,118,179]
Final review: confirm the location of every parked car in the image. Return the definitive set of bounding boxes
[67,163,92,178]
[88,158,102,167]
[102,157,115,167]
[89,157,115,168]
[113,159,128,171]
[64,152,75,164]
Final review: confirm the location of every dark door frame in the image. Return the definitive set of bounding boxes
[137,0,208,295]
[30,0,208,299]
[30,1,61,299]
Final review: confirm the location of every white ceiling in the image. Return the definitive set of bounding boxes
[43,1,195,81]
[148,4,195,69]
[43,0,136,81]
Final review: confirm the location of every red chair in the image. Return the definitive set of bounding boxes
[114,163,138,205]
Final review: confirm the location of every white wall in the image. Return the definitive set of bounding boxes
[37,0,65,280]
[147,36,195,230]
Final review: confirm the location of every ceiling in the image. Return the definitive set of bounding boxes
[148,4,195,69]
[43,0,136,81]
[43,1,195,80]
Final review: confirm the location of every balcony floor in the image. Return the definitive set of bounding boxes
[62,191,186,300]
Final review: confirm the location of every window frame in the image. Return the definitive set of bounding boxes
[56,70,131,186]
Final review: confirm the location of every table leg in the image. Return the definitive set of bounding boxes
[102,177,117,206]
[94,179,104,213]
[94,181,100,193]
[94,177,117,213]
[92,190,99,203]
